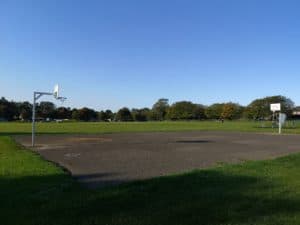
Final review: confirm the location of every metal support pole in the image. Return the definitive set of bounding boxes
[279,121,282,134]
[32,92,36,147]
[279,112,282,134]
[31,91,53,147]
[31,86,66,147]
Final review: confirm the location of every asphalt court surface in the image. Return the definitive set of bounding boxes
[15,131,300,188]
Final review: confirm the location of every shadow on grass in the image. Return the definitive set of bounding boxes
[74,173,127,189]
[0,169,298,225]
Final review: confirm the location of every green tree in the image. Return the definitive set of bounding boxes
[17,101,32,121]
[205,103,225,119]
[115,107,133,121]
[55,107,72,119]
[245,96,294,120]
[71,108,96,121]
[221,103,244,120]
[105,110,114,121]
[71,109,80,120]
[37,101,56,119]
[131,108,150,121]
[98,110,114,121]
[98,110,108,121]
[193,104,207,120]
[167,101,198,120]
[0,97,18,121]
[152,98,169,120]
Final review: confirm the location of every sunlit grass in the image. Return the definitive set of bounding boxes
[1,120,300,135]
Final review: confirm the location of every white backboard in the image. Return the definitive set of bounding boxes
[53,84,59,99]
[270,103,281,112]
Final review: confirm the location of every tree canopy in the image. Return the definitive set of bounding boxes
[115,107,133,121]
[152,98,169,120]
[167,101,206,120]
[245,96,294,120]
[221,103,244,120]
[0,96,297,122]
[71,108,97,121]
[205,103,224,119]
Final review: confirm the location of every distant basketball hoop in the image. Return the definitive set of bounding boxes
[270,103,284,134]
[32,84,67,147]
[270,103,281,112]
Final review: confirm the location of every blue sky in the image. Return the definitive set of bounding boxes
[1,0,300,111]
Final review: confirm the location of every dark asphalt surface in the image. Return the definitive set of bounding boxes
[14,131,300,188]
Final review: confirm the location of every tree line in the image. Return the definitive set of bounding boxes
[0,95,298,122]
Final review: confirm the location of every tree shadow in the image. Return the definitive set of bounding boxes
[74,173,127,189]
[1,169,299,225]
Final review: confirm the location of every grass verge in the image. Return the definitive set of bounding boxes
[1,120,300,136]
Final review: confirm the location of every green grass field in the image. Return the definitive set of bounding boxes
[1,121,300,225]
[1,120,300,135]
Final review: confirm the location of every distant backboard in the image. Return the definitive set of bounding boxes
[53,84,59,99]
[270,103,281,112]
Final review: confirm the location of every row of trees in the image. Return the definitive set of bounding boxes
[144,96,296,121]
[0,96,297,122]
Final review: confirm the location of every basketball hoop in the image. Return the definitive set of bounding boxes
[53,84,59,99]
[31,84,67,147]
[53,84,67,104]
[57,96,67,104]
[270,103,283,134]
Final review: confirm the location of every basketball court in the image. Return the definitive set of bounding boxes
[14,131,300,188]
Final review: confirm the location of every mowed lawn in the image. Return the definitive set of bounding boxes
[1,120,300,135]
[1,121,300,225]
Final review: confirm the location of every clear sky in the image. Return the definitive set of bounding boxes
[1,0,300,111]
